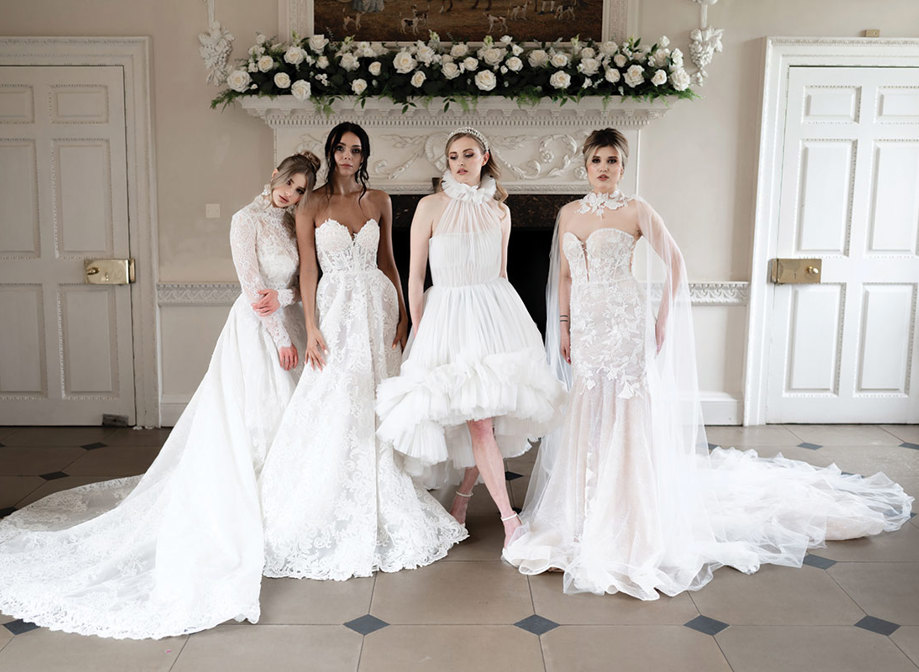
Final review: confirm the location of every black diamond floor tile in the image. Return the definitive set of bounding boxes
[684,615,729,636]
[855,615,899,636]
[798,442,822,450]
[81,442,107,451]
[802,554,837,570]
[4,619,40,635]
[514,614,559,636]
[344,614,389,636]
[38,471,68,481]
[708,443,719,451]
[0,507,15,518]
[505,470,523,481]
[900,442,919,450]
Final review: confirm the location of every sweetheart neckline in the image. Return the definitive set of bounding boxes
[318,218,379,241]
[563,227,637,246]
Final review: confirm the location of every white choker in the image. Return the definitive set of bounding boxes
[441,171,497,204]
[578,190,629,216]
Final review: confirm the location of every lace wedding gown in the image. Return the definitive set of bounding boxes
[260,218,467,580]
[376,173,567,487]
[504,193,913,599]
[0,188,305,638]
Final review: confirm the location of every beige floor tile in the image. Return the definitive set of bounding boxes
[0,446,86,476]
[891,626,919,666]
[0,477,44,508]
[64,446,161,477]
[371,560,532,625]
[2,426,111,447]
[815,445,919,481]
[0,628,11,655]
[358,625,544,672]
[787,424,904,446]
[543,625,730,672]
[828,562,919,625]
[441,491,505,562]
[507,447,539,472]
[529,572,699,625]
[15,476,109,508]
[895,477,919,500]
[883,425,919,444]
[705,425,800,448]
[717,626,916,672]
[820,522,919,563]
[258,576,374,624]
[171,624,361,672]
[0,629,184,672]
[690,565,863,625]
[101,427,171,447]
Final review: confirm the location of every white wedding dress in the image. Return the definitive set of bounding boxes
[0,188,305,638]
[260,218,467,580]
[376,173,567,487]
[504,193,913,599]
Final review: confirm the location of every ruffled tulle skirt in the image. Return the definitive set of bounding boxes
[376,278,566,486]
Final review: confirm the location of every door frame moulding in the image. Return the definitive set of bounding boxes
[744,36,919,426]
[0,37,160,426]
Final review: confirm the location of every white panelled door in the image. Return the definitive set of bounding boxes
[766,66,919,422]
[0,66,135,425]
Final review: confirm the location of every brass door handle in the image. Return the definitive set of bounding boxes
[84,259,135,284]
[86,266,100,275]
[769,258,822,284]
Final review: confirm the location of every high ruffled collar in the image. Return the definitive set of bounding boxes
[441,171,497,204]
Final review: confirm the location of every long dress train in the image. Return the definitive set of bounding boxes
[260,218,467,580]
[0,188,305,637]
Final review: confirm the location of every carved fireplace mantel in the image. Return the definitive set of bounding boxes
[240,96,671,194]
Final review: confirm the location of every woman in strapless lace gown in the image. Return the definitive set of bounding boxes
[0,153,320,638]
[376,127,567,548]
[503,128,913,598]
[260,123,467,580]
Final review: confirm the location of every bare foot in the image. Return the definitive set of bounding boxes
[450,492,472,525]
[502,514,521,548]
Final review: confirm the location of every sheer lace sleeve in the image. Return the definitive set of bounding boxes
[277,286,299,307]
[230,209,292,349]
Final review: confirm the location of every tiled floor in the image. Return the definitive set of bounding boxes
[1,424,918,672]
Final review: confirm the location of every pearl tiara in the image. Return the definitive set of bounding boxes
[448,126,490,153]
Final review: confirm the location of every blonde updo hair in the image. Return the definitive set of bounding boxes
[582,128,629,170]
[445,128,508,203]
[270,151,321,232]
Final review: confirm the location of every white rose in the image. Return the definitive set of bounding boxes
[351,78,368,94]
[550,52,569,68]
[659,36,670,48]
[579,47,596,60]
[462,56,479,71]
[482,47,505,67]
[369,61,382,76]
[599,41,618,56]
[670,48,684,69]
[442,61,461,79]
[651,69,667,86]
[506,56,523,72]
[650,48,671,68]
[604,67,621,83]
[670,68,691,91]
[410,71,426,88]
[317,56,329,69]
[284,46,305,65]
[451,44,469,58]
[291,79,312,100]
[475,69,497,91]
[256,33,267,45]
[578,57,600,76]
[273,72,291,89]
[316,73,329,86]
[257,55,275,72]
[582,78,594,89]
[624,64,644,87]
[308,34,329,52]
[226,70,251,92]
[417,45,435,65]
[248,45,264,58]
[511,44,523,56]
[371,42,387,56]
[339,52,360,71]
[528,49,549,67]
[393,50,417,74]
[247,61,258,73]
[613,53,627,68]
[549,70,571,89]
[500,34,513,44]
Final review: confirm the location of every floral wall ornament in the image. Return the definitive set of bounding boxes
[198,0,235,85]
[688,0,723,85]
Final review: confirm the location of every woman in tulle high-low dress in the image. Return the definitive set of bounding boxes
[0,153,320,638]
[503,128,913,598]
[260,123,467,580]
[376,127,567,547]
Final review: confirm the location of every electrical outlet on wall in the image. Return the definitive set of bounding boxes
[205,203,221,218]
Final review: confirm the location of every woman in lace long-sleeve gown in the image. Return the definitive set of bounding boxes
[260,123,467,580]
[376,127,567,548]
[503,129,913,598]
[0,153,320,638]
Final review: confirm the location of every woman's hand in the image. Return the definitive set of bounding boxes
[305,329,328,370]
[560,324,571,365]
[393,315,409,350]
[655,317,666,354]
[278,345,299,371]
[252,289,280,316]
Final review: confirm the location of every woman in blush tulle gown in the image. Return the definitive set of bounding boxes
[260,123,467,580]
[376,127,567,548]
[503,128,913,598]
[0,153,321,638]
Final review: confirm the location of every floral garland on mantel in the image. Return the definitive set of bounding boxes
[211,33,699,113]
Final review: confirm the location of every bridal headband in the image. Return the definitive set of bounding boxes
[448,127,490,153]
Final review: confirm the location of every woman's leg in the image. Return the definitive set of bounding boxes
[467,418,520,546]
[449,466,479,525]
